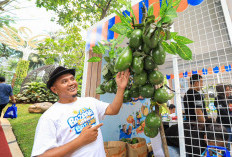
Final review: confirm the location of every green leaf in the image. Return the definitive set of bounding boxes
[92,42,106,54]
[109,49,115,59]
[175,42,192,60]
[170,42,177,53]
[173,35,194,44]
[114,10,132,28]
[115,35,126,45]
[115,47,123,55]
[160,0,167,18]
[170,32,178,38]
[162,16,172,23]
[110,23,129,35]
[117,0,127,6]
[172,0,181,7]
[104,56,110,63]
[165,7,177,19]
[148,4,154,16]
[88,57,102,62]
[162,41,176,55]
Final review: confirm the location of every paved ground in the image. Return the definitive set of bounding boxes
[1,118,24,157]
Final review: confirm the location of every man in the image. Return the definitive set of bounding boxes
[31,66,130,157]
[169,104,176,114]
[214,84,232,147]
[165,120,228,157]
[0,76,16,117]
[183,74,207,124]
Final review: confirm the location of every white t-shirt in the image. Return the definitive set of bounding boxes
[31,97,109,157]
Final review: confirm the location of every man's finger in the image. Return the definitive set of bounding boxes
[82,125,92,131]
[92,123,103,130]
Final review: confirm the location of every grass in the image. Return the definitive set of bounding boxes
[3,104,42,157]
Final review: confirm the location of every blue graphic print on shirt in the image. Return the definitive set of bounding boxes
[67,108,96,134]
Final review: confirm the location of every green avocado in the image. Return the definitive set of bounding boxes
[148,70,164,85]
[115,47,133,72]
[144,126,159,138]
[152,43,166,65]
[129,29,143,49]
[132,56,144,74]
[153,88,174,104]
[143,28,160,49]
[144,56,157,71]
[140,84,155,98]
[145,112,161,128]
[133,71,147,86]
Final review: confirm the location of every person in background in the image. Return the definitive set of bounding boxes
[214,84,232,147]
[165,120,228,157]
[201,123,229,156]
[183,74,207,124]
[168,104,176,121]
[0,76,16,118]
[31,66,130,157]
[169,104,176,114]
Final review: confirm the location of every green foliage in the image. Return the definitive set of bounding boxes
[36,0,123,27]
[15,60,30,78]
[13,78,23,95]
[15,82,58,103]
[0,43,22,58]
[37,26,85,80]
[28,53,46,71]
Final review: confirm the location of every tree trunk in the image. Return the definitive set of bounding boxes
[100,0,112,20]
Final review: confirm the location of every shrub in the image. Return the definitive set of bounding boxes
[15,82,58,103]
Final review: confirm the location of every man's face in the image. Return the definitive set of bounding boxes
[193,79,203,91]
[51,73,78,98]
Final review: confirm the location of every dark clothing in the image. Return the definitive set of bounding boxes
[183,89,207,122]
[0,83,13,104]
[165,123,207,157]
[0,103,8,117]
[214,95,232,128]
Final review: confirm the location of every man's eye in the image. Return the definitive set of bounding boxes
[62,80,67,83]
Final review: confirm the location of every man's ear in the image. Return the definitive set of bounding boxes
[50,86,57,94]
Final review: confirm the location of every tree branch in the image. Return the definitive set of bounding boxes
[0,0,10,7]
[100,0,112,20]
[93,2,103,10]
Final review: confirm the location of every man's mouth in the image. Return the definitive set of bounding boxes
[68,86,77,92]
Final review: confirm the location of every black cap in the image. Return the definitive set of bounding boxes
[46,66,75,89]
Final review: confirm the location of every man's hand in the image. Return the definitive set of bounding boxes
[78,123,103,145]
[116,69,130,90]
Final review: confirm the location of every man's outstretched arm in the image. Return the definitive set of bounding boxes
[105,69,130,115]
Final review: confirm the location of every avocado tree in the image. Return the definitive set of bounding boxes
[88,0,193,155]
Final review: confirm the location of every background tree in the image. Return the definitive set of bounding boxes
[36,0,123,27]
[0,0,17,27]
[0,43,22,58]
[37,25,85,95]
